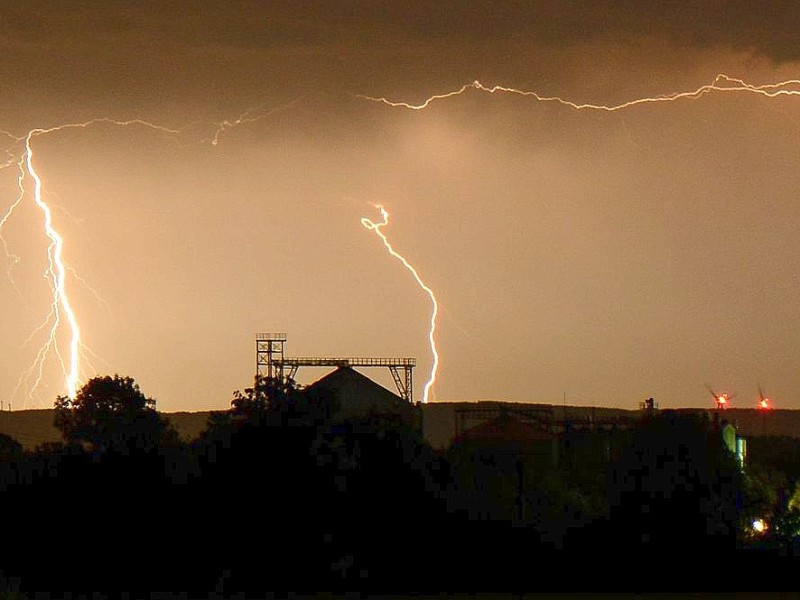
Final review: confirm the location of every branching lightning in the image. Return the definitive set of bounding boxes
[5,72,799,407]
[207,99,302,146]
[361,205,439,403]
[0,108,285,406]
[0,162,25,299]
[0,120,186,405]
[24,132,81,399]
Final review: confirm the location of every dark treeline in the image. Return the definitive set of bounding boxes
[1,374,799,595]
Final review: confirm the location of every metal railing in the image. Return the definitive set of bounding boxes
[278,357,415,367]
[256,332,287,341]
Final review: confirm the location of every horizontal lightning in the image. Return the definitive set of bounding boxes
[356,74,800,112]
[357,74,800,408]
[5,73,797,407]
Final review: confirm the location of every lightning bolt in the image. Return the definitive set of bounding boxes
[356,73,800,112]
[6,72,798,407]
[208,98,302,146]
[25,132,81,399]
[0,108,287,406]
[355,73,800,405]
[361,205,439,403]
[0,159,25,299]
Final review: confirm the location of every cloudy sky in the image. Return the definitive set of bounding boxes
[2,2,800,411]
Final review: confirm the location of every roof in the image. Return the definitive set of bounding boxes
[305,366,415,421]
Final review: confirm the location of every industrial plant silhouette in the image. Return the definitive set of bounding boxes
[0,333,798,595]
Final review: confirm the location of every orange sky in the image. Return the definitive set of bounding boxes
[1,2,800,411]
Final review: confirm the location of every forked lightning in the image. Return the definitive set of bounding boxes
[5,72,800,405]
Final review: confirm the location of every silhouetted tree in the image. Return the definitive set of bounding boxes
[231,374,293,419]
[54,374,178,454]
[185,375,343,590]
[0,377,193,592]
[0,433,22,460]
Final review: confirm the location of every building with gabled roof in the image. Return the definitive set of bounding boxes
[304,366,418,426]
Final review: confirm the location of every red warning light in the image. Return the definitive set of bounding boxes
[757,387,773,410]
[707,386,733,409]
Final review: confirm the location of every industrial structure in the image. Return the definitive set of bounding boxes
[255,333,416,402]
[253,334,761,469]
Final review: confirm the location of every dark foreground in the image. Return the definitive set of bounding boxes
[1,377,799,595]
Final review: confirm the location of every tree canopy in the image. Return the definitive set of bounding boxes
[54,374,178,454]
[0,433,23,466]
